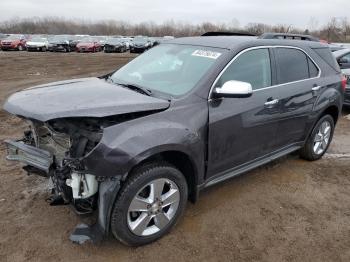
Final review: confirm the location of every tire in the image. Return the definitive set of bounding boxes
[110,162,188,246]
[299,114,335,161]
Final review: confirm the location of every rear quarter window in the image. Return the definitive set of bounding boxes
[312,48,341,73]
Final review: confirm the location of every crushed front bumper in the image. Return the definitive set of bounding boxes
[4,139,53,172]
[4,139,122,244]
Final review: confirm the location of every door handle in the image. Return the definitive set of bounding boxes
[312,86,321,91]
[264,99,279,106]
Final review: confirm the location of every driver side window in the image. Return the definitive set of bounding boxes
[217,48,272,90]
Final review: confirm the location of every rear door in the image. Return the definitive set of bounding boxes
[207,48,281,178]
[272,47,320,148]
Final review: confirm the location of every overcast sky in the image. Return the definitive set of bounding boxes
[0,0,349,29]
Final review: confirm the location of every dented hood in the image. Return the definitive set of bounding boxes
[3,77,170,122]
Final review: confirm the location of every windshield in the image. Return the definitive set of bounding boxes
[110,44,225,96]
[107,38,123,44]
[51,35,69,42]
[133,37,147,43]
[30,37,47,42]
[6,35,22,40]
[80,37,94,42]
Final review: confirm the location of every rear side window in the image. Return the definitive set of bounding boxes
[312,48,340,72]
[275,48,309,84]
[217,48,271,90]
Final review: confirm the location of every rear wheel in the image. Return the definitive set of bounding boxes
[110,162,188,246]
[299,114,334,161]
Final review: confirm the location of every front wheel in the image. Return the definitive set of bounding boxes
[110,162,188,246]
[299,114,335,161]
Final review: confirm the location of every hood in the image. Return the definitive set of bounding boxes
[1,39,19,44]
[27,41,46,46]
[3,77,170,122]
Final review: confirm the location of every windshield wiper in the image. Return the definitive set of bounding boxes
[109,78,152,96]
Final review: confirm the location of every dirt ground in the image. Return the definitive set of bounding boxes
[1,51,350,262]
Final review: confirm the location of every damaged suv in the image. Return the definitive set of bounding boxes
[4,36,345,246]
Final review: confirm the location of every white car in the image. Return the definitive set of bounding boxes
[26,37,49,52]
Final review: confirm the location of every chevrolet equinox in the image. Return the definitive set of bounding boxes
[3,36,346,246]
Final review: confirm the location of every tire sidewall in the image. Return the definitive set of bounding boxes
[306,114,335,159]
[111,164,188,246]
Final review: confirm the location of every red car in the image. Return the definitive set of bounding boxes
[76,37,102,53]
[0,34,27,51]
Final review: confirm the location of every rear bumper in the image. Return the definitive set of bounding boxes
[1,45,17,50]
[77,47,94,52]
[130,47,146,53]
[48,45,68,52]
[27,46,45,51]
[5,139,53,172]
[104,46,123,52]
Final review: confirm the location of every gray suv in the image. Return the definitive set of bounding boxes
[3,36,345,246]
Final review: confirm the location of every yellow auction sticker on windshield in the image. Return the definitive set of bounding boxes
[192,50,221,59]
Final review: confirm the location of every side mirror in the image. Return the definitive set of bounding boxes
[339,57,349,64]
[213,80,253,98]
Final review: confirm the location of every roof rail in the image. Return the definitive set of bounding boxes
[258,33,320,42]
[201,31,256,37]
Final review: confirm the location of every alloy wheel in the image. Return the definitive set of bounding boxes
[127,178,180,236]
[313,120,331,155]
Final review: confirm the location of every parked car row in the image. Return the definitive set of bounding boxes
[0,34,174,53]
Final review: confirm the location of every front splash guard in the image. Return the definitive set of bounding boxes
[70,178,121,244]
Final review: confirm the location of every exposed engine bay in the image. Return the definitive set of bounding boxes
[7,112,153,214]
[19,118,104,214]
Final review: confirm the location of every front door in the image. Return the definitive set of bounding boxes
[207,48,281,178]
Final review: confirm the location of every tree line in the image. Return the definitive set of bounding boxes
[0,17,349,42]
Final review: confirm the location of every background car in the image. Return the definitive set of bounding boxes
[92,36,108,48]
[333,49,350,70]
[333,49,350,106]
[104,38,128,53]
[0,33,8,50]
[129,36,152,53]
[26,36,49,52]
[48,35,75,52]
[0,34,27,51]
[76,37,102,52]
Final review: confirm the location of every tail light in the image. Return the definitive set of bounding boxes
[341,75,347,92]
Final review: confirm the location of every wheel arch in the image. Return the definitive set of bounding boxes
[124,150,199,203]
[320,105,340,124]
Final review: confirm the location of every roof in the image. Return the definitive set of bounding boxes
[168,36,328,50]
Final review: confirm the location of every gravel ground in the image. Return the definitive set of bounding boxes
[0,51,350,262]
